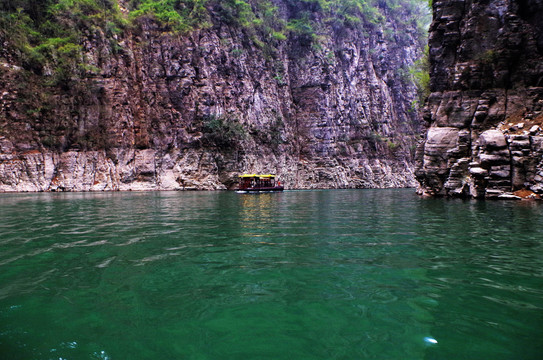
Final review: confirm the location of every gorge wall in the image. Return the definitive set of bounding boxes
[416,0,543,198]
[0,0,428,191]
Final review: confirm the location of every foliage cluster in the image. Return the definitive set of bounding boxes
[282,0,384,47]
[0,0,127,86]
[409,45,430,106]
[288,0,429,30]
[127,0,287,57]
[0,0,292,80]
[281,0,430,54]
[476,49,497,65]
[128,0,208,32]
[201,114,246,149]
[1,0,430,80]
[312,0,384,27]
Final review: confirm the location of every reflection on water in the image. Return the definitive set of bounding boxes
[0,189,542,359]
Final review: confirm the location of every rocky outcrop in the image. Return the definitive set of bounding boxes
[0,1,427,191]
[416,0,543,198]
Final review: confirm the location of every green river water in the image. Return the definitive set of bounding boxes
[0,189,542,359]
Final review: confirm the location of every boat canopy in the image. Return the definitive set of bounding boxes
[237,173,283,192]
[239,174,275,178]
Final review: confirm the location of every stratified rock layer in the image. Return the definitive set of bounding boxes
[0,1,426,192]
[416,0,543,198]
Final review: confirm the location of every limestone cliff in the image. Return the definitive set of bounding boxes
[0,0,428,191]
[416,0,543,198]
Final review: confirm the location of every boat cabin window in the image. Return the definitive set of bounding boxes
[239,176,276,189]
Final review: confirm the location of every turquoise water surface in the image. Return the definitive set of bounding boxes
[0,189,542,359]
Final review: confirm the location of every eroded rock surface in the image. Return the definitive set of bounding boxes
[0,1,427,192]
[416,0,543,198]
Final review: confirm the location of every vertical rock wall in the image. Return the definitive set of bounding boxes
[0,1,427,191]
[416,0,543,198]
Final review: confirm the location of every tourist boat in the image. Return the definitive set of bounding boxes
[236,174,284,193]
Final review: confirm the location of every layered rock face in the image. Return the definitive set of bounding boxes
[416,0,543,198]
[0,1,427,191]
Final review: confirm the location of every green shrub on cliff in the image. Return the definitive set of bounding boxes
[295,0,384,28]
[409,45,430,105]
[202,114,247,150]
[129,0,210,31]
[0,0,284,82]
[214,0,254,27]
[0,0,430,93]
[286,16,316,40]
[0,0,126,84]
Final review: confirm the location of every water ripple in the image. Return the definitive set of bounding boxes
[0,190,542,360]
